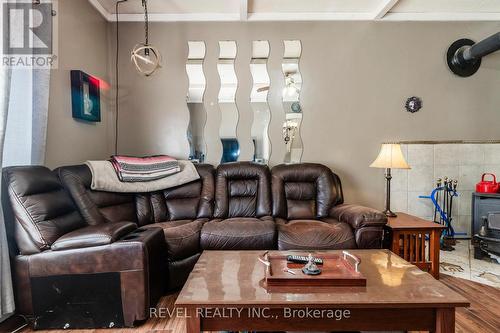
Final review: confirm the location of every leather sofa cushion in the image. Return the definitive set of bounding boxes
[277,218,356,250]
[58,164,215,226]
[201,217,275,250]
[272,163,343,220]
[167,253,201,291]
[164,184,201,220]
[286,199,316,220]
[214,162,272,218]
[51,221,137,251]
[3,166,86,252]
[57,165,138,225]
[142,219,204,261]
[148,164,215,222]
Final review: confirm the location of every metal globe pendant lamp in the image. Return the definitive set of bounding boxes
[131,0,161,76]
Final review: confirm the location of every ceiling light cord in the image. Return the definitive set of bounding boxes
[143,0,149,46]
[131,0,161,76]
[115,0,128,156]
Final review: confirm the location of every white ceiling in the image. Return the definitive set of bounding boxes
[89,0,500,22]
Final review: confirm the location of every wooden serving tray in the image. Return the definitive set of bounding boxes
[259,252,366,289]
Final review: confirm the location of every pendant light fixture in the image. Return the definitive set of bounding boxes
[131,0,162,76]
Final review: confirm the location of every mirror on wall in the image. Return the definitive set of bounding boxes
[186,41,207,163]
[282,40,303,164]
[217,41,239,163]
[250,40,271,164]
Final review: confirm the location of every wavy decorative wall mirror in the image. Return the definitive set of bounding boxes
[282,40,303,163]
[186,41,207,162]
[217,41,239,163]
[250,40,271,164]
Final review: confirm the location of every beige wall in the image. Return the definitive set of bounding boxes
[111,21,500,209]
[45,15,500,209]
[45,0,111,168]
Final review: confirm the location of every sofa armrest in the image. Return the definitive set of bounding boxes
[51,221,137,251]
[330,204,387,249]
[330,203,387,229]
[17,227,167,326]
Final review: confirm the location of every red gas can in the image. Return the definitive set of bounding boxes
[476,173,500,193]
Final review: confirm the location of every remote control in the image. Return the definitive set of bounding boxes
[286,255,323,265]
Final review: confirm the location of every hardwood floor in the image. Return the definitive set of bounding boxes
[4,274,498,333]
[439,274,499,333]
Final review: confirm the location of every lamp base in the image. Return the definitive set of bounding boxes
[383,209,397,218]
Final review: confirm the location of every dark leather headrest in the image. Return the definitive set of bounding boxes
[271,163,343,219]
[214,162,272,218]
[4,166,61,196]
[2,166,86,253]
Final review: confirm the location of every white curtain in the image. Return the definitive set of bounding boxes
[32,69,50,165]
[0,0,51,322]
[3,68,50,167]
[0,66,15,321]
[0,67,50,323]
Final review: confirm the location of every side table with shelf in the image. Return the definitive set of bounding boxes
[383,213,445,279]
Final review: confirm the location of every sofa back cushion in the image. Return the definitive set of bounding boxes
[2,166,86,254]
[214,162,272,218]
[58,164,215,225]
[149,164,215,222]
[271,163,343,220]
[57,165,138,225]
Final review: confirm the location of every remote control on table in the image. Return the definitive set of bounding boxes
[286,255,323,265]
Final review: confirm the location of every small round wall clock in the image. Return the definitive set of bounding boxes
[291,102,302,113]
[405,96,422,113]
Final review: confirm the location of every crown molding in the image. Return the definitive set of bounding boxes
[247,12,373,21]
[382,12,500,21]
[120,13,241,22]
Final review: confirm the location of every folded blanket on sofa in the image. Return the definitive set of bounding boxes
[110,155,181,182]
[86,160,199,193]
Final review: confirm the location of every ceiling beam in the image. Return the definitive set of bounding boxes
[240,0,248,21]
[373,0,400,20]
[88,0,113,21]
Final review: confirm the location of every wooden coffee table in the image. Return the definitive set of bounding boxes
[175,250,469,333]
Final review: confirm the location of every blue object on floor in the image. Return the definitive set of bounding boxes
[419,185,459,240]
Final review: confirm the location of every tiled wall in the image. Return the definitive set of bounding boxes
[391,144,500,238]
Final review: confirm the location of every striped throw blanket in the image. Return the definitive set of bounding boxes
[110,155,181,182]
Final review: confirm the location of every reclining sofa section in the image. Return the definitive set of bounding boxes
[2,161,387,329]
[2,166,168,329]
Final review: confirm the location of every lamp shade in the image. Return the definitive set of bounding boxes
[370,144,410,169]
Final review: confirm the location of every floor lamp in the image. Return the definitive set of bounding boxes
[370,143,411,217]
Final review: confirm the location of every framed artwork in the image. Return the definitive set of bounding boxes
[70,70,101,122]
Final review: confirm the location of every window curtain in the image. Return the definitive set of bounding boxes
[0,0,51,321]
[0,66,15,321]
[3,69,50,167]
[0,67,51,323]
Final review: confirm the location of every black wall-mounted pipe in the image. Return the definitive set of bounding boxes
[447,32,500,77]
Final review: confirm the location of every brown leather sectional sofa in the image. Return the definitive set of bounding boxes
[2,161,387,329]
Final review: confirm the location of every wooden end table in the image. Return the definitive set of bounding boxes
[384,212,445,279]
